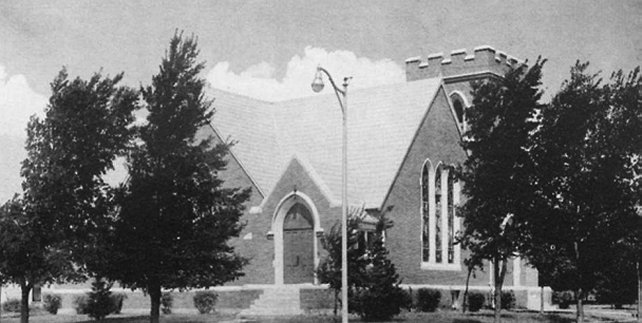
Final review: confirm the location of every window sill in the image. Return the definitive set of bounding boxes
[420,262,461,271]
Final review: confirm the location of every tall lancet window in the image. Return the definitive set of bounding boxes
[435,164,443,263]
[421,161,431,262]
[447,167,455,263]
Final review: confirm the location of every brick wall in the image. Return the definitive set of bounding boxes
[382,86,475,285]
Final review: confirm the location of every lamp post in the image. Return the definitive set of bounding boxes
[311,66,350,323]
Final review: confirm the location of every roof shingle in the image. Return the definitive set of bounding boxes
[209,77,442,209]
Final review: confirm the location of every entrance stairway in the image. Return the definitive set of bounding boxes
[237,285,304,317]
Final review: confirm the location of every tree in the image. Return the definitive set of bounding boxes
[0,69,136,323]
[526,63,641,323]
[457,58,546,323]
[86,277,114,320]
[316,213,367,315]
[317,208,408,321]
[349,216,411,321]
[461,253,484,313]
[106,32,250,323]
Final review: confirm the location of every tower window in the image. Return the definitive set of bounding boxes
[450,93,466,128]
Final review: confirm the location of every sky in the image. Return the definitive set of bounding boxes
[0,0,640,201]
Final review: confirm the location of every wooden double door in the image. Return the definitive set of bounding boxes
[283,203,314,284]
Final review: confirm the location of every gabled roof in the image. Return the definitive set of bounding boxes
[208,77,443,209]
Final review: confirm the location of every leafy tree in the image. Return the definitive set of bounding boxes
[349,216,411,321]
[317,209,408,321]
[316,214,368,315]
[86,277,114,320]
[594,243,638,309]
[106,32,249,323]
[0,69,136,323]
[461,253,484,313]
[526,63,641,323]
[457,58,546,323]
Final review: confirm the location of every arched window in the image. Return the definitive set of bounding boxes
[447,167,456,263]
[435,164,443,263]
[421,161,461,270]
[450,93,466,127]
[421,161,431,262]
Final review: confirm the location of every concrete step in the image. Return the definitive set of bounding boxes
[238,286,304,316]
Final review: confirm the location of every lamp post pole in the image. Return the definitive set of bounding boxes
[312,66,350,323]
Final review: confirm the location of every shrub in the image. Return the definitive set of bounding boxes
[553,290,574,309]
[350,285,411,322]
[501,290,515,310]
[467,292,485,312]
[416,288,441,312]
[2,299,21,313]
[73,295,89,314]
[110,293,127,314]
[86,278,114,320]
[193,291,218,314]
[161,292,173,314]
[347,218,411,321]
[43,294,62,314]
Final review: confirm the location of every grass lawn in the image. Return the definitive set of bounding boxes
[0,309,636,323]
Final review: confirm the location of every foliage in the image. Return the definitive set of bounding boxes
[501,290,515,310]
[349,217,411,321]
[525,63,641,323]
[594,245,638,308]
[457,58,547,322]
[73,292,126,316]
[467,292,485,312]
[161,293,173,314]
[86,277,114,320]
[462,255,484,313]
[105,31,249,323]
[416,288,441,312]
[110,293,127,314]
[0,67,136,323]
[193,291,218,314]
[3,299,22,313]
[42,294,62,315]
[73,295,89,314]
[316,214,368,314]
[553,291,574,309]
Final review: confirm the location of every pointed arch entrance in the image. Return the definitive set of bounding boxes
[271,192,322,285]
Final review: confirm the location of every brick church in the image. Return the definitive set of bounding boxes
[202,45,546,312]
[13,46,548,313]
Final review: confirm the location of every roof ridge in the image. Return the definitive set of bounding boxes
[208,77,443,104]
[208,86,276,105]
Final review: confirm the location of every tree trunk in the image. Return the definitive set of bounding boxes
[149,281,161,323]
[574,241,584,323]
[575,288,584,323]
[540,286,545,316]
[635,260,642,323]
[493,257,507,323]
[334,289,339,316]
[20,280,32,323]
[463,265,473,313]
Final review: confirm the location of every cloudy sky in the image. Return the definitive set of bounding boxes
[0,0,640,201]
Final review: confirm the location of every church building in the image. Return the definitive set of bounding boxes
[202,45,547,313]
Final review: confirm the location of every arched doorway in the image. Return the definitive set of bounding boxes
[282,203,315,284]
[271,191,322,285]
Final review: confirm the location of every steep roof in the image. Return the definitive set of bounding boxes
[208,77,443,209]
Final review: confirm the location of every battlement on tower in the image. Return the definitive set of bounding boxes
[405,46,525,82]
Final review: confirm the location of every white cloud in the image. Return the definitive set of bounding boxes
[0,65,47,137]
[0,65,47,201]
[207,46,405,101]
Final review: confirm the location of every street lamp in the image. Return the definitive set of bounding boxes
[312,66,350,323]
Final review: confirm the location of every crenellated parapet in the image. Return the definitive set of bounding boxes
[405,46,525,82]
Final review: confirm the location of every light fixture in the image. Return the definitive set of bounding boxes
[311,68,325,93]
